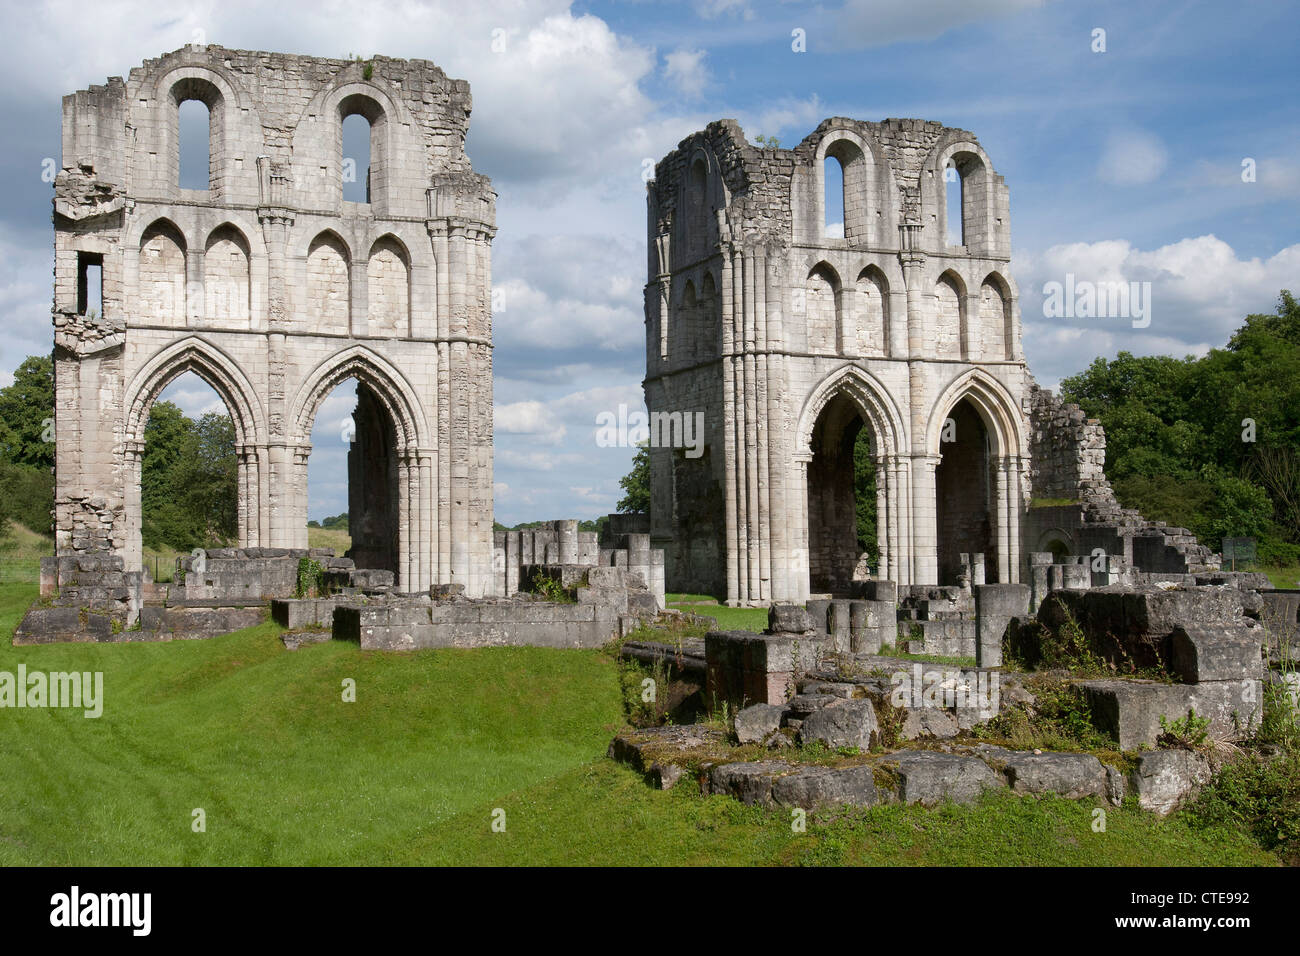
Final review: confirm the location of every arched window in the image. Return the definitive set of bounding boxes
[823,154,845,238]
[823,139,869,241]
[686,158,709,258]
[338,94,386,207]
[178,98,211,190]
[944,161,963,246]
[342,113,371,203]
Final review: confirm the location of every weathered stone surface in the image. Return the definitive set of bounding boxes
[1169,624,1263,683]
[769,604,813,634]
[797,699,879,750]
[1078,678,1262,749]
[607,724,727,776]
[734,703,784,744]
[1129,750,1212,815]
[880,751,1007,806]
[1000,752,1107,799]
[707,761,793,806]
[770,765,879,809]
[898,707,960,740]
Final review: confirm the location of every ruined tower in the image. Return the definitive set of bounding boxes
[644,118,1031,604]
[52,45,497,596]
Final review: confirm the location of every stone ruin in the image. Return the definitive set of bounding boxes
[19,46,663,648]
[14,45,1300,823]
[615,113,1297,817]
[643,117,1222,606]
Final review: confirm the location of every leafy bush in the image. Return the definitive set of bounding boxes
[1185,752,1300,864]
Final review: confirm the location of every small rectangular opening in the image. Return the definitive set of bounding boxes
[77,252,104,317]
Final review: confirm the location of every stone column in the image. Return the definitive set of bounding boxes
[123,440,144,574]
[912,454,940,585]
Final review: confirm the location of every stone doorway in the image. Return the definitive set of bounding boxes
[935,398,993,585]
[807,393,879,596]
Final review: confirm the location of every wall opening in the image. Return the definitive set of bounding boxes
[142,373,238,581]
[944,161,962,246]
[178,98,211,191]
[823,154,845,238]
[76,252,103,317]
[306,377,399,575]
[935,398,992,585]
[808,393,879,595]
[341,112,371,204]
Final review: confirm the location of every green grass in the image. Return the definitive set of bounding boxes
[665,595,769,632]
[1261,565,1300,589]
[0,580,1281,866]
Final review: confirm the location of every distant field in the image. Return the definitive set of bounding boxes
[308,526,351,555]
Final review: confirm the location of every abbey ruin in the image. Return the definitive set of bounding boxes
[644,118,1219,606]
[20,43,1244,655]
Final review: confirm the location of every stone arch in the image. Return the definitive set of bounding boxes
[805,261,841,355]
[204,223,251,326]
[925,368,1026,459]
[853,265,889,356]
[122,336,269,572]
[979,270,1014,361]
[137,63,263,202]
[812,126,897,245]
[795,365,908,591]
[795,364,906,461]
[125,336,266,448]
[136,218,188,326]
[1037,529,1074,558]
[677,147,723,263]
[366,234,411,337]
[295,77,418,214]
[307,230,351,334]
[288,345,430,451]
[923,136,998,255]
[935,269,966,359]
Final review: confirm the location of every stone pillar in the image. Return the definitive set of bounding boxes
[911,454,940,585]
[975,583,1029,667]
[123,440,143,574]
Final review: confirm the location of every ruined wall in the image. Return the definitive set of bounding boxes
[52,45,498,599]
[645,117,1031,604]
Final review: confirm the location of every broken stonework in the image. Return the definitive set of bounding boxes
[1128,750,1213,815]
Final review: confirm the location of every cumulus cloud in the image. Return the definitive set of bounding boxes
[1097,129,1169,186]
[1014,234,1300,387]
[664,48,709,99]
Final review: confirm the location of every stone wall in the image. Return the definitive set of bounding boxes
[52,45,497,598]
[645,116,1032,604]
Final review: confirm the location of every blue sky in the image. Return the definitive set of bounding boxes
[0,0,1296,524]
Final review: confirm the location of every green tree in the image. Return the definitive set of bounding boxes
[617,444,651,513]
[0,354,54,469]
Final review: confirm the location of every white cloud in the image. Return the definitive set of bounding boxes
[1015,234,1300,386]
[664,48,709,99]
[495,400,566,444]
[1097,129,1169,186]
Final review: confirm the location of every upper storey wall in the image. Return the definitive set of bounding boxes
[647,116,1012,272]
[60,44,486,220]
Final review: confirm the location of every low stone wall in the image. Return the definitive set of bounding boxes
[170,548,355,602]
[334,597,637,650]
[492,519,666,609]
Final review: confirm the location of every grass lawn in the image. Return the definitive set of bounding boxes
[0,578,1281,866]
